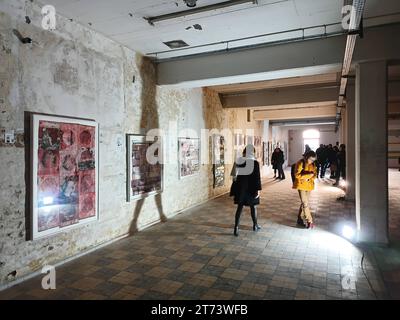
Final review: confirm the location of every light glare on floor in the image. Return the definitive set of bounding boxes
[342,225,355,240]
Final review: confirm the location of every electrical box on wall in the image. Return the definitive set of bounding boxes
[4,130,15,144]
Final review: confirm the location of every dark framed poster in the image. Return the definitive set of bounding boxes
[127,134,163,202]
[31,114,99,240]
[178,137,200,179]
[212,134,225,188]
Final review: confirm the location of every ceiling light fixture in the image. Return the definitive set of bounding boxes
[145,0,258,26]
[184,0,197,7]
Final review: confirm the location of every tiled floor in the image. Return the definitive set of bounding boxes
[389,168,400,241]
[1,170,399,300]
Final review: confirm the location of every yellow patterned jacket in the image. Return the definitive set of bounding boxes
[292,159,317,191]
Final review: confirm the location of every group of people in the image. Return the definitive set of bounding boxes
[230,142,347,236]
[315,143,346,186]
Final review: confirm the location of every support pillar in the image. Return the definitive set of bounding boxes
[345,83,356,201]
[355,61,388,244]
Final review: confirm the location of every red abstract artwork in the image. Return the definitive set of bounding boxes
[34,117,97,238]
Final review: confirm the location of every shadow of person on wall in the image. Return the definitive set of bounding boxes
[129,56,167,235]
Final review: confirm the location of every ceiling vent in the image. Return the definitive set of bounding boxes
[163,40,189,49]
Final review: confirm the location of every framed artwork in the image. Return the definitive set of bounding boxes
[239,134,244,146]
[254,136,262,160]
[31,114,99,240]
[245,135,254,146]
[263,142,269,166]
[234,133,245,158]
[127,134,163,202]
[178,137,200,179]
[254,136,262,147]
[212,134,225,188]
[284,141,288,161]
[268,141,273,165]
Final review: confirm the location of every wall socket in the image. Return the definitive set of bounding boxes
[4,130,15,144]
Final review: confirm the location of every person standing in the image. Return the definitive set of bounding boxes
[334,144,346,186]
[276,147,285,180]
[319,145,328,178]
[271,147,279,178]
[293,151,317,229]
[230,145,262,236]
[315,144,324,178]
[326,144,336,179]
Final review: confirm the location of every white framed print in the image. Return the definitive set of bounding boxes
[178,137,200,179]
[127,134,163,202]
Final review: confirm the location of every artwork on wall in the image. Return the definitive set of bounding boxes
[31,114,99,240]
[283,141,288,161]
[234,133,244,148]
[268,141,273,165]
[212,134,225,188]
[263,142,269,166]
[254,136,262,147]
[234,133,245,158]
[254,136,262,160]
[245,135,254,146]
[178,137,200,178]
[127,134,163,202]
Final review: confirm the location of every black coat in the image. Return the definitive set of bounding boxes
[271,151,278,169]
[230,158,262,206]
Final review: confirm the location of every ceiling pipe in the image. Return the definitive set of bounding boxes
[270,118,337,126]
[144,0,258,26]
[336,0,366,131]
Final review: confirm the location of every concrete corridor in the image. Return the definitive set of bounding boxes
[0,170,397,300]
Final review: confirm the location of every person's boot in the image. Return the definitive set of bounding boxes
[251,208,261,231]
[234,209,241,236]
[297,217,305,227]
[306,222,315,229]
[297,210,305,227]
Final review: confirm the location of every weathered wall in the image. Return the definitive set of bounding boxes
[0,0,263,288]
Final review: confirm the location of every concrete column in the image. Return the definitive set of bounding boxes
[262,120,270,176]
[339,110,346,145]
[346,83,356,201]
[355,61,388,244]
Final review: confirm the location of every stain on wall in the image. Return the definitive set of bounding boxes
[0,0,265,289]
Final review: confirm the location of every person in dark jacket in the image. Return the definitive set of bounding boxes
[230,145,262,236]
[330,146,339,178]
[271,147,279,178]
[315,144,324,178]
[276,147,285,180]
[334,144,346,186]
[319,145,329,178]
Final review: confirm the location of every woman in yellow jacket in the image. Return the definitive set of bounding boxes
[293,150,317,229]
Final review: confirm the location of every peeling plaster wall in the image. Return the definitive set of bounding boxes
[0,1,264,288]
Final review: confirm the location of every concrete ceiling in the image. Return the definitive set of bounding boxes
[40,0,400,59]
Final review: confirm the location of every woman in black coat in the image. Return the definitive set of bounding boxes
[230,145,262,236]
[271,148,279,178]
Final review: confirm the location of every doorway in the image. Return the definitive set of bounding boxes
[303,129,320,152]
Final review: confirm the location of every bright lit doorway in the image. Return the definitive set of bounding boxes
[303,129,320,152]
